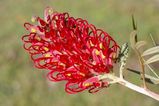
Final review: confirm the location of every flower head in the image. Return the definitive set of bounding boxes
[22,7,120,94]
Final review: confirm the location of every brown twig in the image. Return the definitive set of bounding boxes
[134,47,147,88]
[130,16,147,88]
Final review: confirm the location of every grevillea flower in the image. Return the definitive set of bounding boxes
[22,7,120,94]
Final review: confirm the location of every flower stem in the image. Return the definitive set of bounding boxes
[100,74,159,101]
[118,78,159,101]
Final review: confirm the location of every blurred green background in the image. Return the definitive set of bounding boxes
[0,0,159,106]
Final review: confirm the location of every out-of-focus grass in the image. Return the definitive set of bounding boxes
[0,0,159,106]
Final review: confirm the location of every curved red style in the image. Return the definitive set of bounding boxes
[22,7,120,94]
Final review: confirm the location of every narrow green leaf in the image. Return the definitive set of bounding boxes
[131,15,137,42]
[145,54,159,64]
[132,15,137,30]
[135,41,147,50]
[142,46,159,56]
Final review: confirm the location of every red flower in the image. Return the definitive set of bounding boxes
[22,7,120,94]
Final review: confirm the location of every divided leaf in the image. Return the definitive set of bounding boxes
[142,46,159,56]
[149,78,159,85]
[135,41,147,50]
[145,54,159,64]
[145,74,159,85]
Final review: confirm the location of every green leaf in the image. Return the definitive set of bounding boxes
[135,41,147,50]
[142,46,159,56]
[145,54,159,64]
